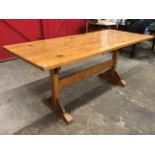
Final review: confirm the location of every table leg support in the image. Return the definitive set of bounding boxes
[99,51,126,87]
[50,68,73,124]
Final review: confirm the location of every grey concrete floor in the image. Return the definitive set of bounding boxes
[0,41,155,134]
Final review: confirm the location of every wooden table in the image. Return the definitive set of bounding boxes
[4,30,153,124]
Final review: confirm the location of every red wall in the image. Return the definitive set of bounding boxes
[0,19,86,62]
[42,19,86,38]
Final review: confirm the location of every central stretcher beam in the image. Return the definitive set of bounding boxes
[60,59,114,88]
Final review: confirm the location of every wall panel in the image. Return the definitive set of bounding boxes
[0,19,86,62]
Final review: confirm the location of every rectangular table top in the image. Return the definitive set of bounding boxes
[4,30,153,71]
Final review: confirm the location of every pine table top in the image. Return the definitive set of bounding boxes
[4,30,153,71]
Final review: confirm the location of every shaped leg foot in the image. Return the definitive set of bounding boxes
[99,69,126,87]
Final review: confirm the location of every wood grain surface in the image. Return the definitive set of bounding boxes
[4,30,153,71]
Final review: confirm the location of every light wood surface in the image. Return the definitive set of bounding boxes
[61,59,113,88]
[4,30,153,71]
[99,51,126,87]
[50,68,73,123]
[3,30,153,123]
